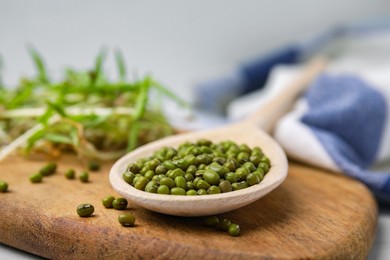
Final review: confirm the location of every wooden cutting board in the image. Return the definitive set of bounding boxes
[0,154,377,259]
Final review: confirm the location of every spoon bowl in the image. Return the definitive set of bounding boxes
[110,123,288,216]
[109,57,326,216]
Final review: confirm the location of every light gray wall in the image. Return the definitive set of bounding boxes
[1,0,389,101]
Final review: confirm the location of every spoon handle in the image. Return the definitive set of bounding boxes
[243,56,327,132]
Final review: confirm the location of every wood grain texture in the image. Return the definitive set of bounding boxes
[0,155,377,259]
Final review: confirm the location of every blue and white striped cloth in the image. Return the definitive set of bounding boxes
[273,61,390,201]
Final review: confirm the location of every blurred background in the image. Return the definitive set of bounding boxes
[1,1,390,259]
[1,0,390,104]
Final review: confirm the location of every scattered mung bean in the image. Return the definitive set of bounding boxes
[79,172,89,183]
[39,162,57,176]
[88,161,100,171]
[30,173,43,183]
[102,195,115,208]
[65,169,76,179]
[0,181,8,192]
[112,198,128,210]
[203,216,241,236]
[118,213,136,227]
[77,203,94,217]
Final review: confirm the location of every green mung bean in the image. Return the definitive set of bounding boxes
[197,189,207,195]
[258,162,270,173]
[65,169,76,179]
[157,185,170,194]
[186,189,197,195]
[219,218,232,231]
[174,176,186,189]
[171,187,186,195]
[40,162,57,176]
[30,173,43,183]
[145,181,158,193]
[204,216,219,227]
[118,213,136,227]
[228,223,240,236]
[126,163,141,174]
[0,181,8,192]
[123,172,135,184]
[88,161,100,171]
[112,198,128,210]
[196,180,211,190]
[102,195,115,208]
[203,169,220,185]
[232,181,249,191]
[159,177,175,189]
[77,204,94,217]
[134,176,149,190]
[79,172,89,183]
[247,173,260,186]
[207,185,221,194]
[219,180,232,193]
[155,165,168,175]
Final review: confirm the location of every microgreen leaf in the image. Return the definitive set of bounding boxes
[127,121,139,151]
[115,49,127,82]
[90,48,107,86]
[44,133,74,144]
[151,79,188,107]
[27,46,49,84]
[25,128,46,152]
[70,114,107,128]
[46,101,67,118]
[38,107,54,125]
[132,78,150,120]
[70,127,79,146]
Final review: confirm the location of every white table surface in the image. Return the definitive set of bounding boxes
[370,207,390,259]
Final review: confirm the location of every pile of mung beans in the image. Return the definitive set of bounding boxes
[122,139,270,195]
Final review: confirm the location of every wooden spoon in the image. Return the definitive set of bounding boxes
[109,57,326,216]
